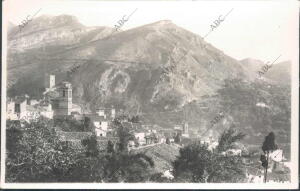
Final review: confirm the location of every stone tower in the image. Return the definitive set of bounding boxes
[57,81,72,115]
[182,121,189,137]
[45,74,55,90]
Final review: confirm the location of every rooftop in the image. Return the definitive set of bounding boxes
[56,130,93,141]
[57,81,72,89]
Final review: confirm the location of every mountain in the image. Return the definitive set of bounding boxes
[240,58,291,85]
[7,16,253,103]
[264,61,291,85]
[6,15,291,146]
[7,15,114,88]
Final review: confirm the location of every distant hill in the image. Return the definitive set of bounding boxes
[240,58,291,86]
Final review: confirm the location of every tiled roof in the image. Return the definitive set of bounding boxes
[56,131,93,141]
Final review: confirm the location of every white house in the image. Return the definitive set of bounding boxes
[94,120,108,130]
[96,108,106,118]
[86,112,109,137]
[94,120,108,137]
[200,136,218,151]
[134,132,146,145]
[256,102,269,108]
[162,170,174,179]
[29,99,39,106]
[72,104,82,114]
[7,98,27,120]
[128,140,135,148]
[95,128,107,137]
[208,141,219,151]
[148,129,157,133]
[39,103,54,119]
[7,100,18,120]
[224,149,242,156]
[269,149,284,162]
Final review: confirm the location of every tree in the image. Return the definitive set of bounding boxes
[149,172,172,183]
[134,139,140,147]
[6,117,82,182]
[81,134,99,157]
[83,116,93,131]
[166,138,171,144]
[103,152,154,182]
[261,132,278,183]
[113,117,135,152]
[173,143,213,182]
[54,117,92,132]
[65,154,106,182]
[216,126,245,153]
[6,120,23,153]
[174,133,181,144]
[129,115,140,123]
[6,117,154,183]
[107,140,115,153]
[172,129,246,183]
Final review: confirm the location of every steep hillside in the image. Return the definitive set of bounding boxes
[8,17,254,108]
[264,61,291,85]
[7,15,114,88]
[241,58,291,85]
[6,15,291,146]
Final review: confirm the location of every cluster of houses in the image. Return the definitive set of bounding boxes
[6,73,249,155]
[6,73,244,152]
[6,74,291,183]
[7,95,54,121]
[6,74,267,157]
[6,74,190,149]
[6,74,114,136]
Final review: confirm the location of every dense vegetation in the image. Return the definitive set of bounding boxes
[54,116,94,132]
[173,128,246,183]
[6,117,249,183]
[216,79,291,147]
[6,117,154,182]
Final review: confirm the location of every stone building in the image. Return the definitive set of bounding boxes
[39,102,54,119]
[52,81,73,116]
[6,97,27,120]
[96,107,116,120]
[45,74,55,91]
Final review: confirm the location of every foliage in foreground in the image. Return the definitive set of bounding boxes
[6,118,154,183]
[172,128,246,183]
[6,118,80,182]
[7,117,247,183]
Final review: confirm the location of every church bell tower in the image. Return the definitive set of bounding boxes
[57,81,72,115]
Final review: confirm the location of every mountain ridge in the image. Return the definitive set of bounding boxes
[6,15,291,145]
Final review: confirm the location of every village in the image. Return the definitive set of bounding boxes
[6,74,290,183]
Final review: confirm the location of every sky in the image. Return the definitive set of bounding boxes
[3,0,299,63]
